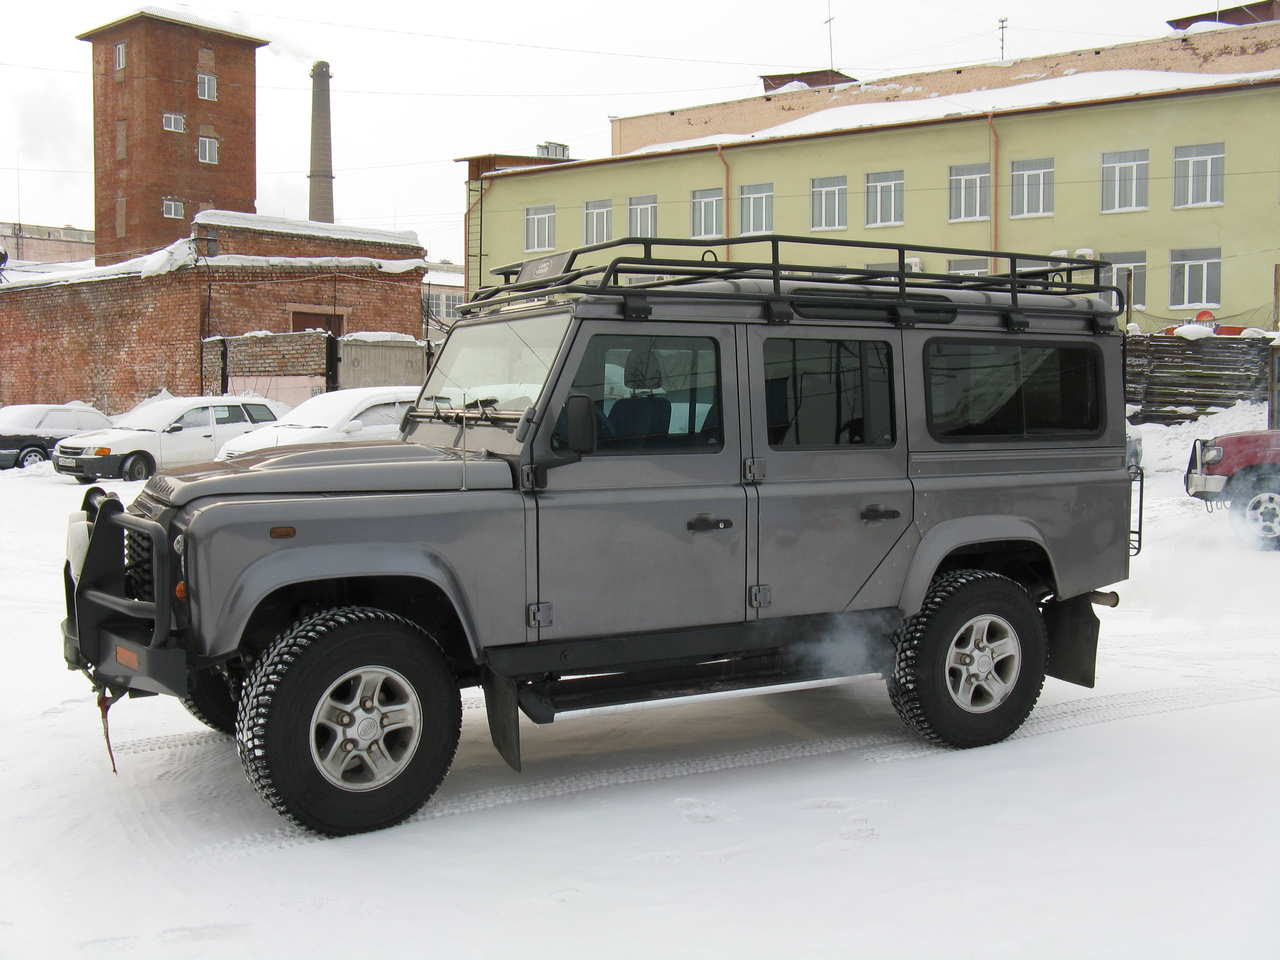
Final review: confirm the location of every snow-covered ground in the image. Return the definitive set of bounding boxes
[3,405,1278,958]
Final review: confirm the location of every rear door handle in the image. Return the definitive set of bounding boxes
[687,515,734,532]
[860,505,901,522]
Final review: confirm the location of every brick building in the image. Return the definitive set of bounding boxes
[0,222,95,263]
[77,9,267,265]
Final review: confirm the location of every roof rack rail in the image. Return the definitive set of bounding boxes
[463,234,1123,330]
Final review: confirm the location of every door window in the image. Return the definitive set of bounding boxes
[173,407,211,431]
[244,403,277,423]
[38,410,82,432]
[354,401,410,427]
[763,338,895,448]
[214,404,247,424]
[553,334,722,453]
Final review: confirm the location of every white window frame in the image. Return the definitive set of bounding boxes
[627,195,657,238]
[1101,149,1149,213]
[1170,248,1222,309]
[1100,252,1147,310]
[739,183,773,236]
[584,199,612,245]
[114,42,127,70]
[523,205,555,252]
[162,199,185,220]
[865,171,904,228]
[197,73,218,101]
[1010,158,1054,218]
[947,258,989,276]
[197,136,219,164]
[1173,143,1225,209]
[162,112,186,133]
[948,164,990,222]
[691,188,723,239]
[810,176,847,231]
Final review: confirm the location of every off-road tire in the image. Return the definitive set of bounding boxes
[888,569,1047,749]
[235,606,461,836]
[1229,474,1280,550]
[121,453,153,481]
[18,447,47,468]
[180,667,238,735]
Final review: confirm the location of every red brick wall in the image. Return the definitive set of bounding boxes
[195,223,422,261]
[85,17,261,265]
[203,331,330,389]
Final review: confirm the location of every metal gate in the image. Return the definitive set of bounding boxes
[336,339,428,389]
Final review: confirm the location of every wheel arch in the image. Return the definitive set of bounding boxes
[1226,465,1280,500]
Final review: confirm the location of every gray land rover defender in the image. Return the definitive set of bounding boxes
[61,235,1138,835]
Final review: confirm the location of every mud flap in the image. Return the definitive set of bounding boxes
[1043,595,1099,688]
[482,669,522,772]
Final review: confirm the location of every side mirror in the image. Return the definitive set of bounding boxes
[342,420,363,434]
[165,423,182,433]
[563,394,597,455]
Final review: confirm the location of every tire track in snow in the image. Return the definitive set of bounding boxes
[192,682,1278,860]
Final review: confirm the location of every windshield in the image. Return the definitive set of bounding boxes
[277,391,362,428]
[419,312,570,414]
[0,405,47,431]
[115,399,201,431]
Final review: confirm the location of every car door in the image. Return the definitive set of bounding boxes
[212,404,256,454]
[532,321,747,640]
[746,324,913,618]
[160,405,215,466]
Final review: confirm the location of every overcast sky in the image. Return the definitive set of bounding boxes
[0,0,1222,261]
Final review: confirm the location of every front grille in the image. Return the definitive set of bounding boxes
[59,446,85,457]
[123,530,155,603]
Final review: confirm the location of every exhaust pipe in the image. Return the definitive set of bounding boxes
[1087,590,1120,608]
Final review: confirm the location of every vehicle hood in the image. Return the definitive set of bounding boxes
[217,425,336,458]
[1214,430,1280,445]
[56,427,148,450]
[146,440,514,507]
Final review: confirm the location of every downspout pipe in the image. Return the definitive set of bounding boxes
[716,144,733,261]
[987,113,1000,266]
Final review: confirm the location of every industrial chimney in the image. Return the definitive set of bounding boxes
[308,61,335,223]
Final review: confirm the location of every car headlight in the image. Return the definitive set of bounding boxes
[1202,444,1223,465]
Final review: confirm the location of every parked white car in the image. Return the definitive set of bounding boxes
[216,386,418,460]
[53,395,289,482]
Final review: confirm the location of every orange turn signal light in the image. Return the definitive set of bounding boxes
[174,580,187,601]
[115,645,139,670]
[93,447,112,457]
[269,526,296,539]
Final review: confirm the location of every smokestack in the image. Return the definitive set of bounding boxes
[308,61,334,223]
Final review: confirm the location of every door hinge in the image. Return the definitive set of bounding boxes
[743,457,766,483]
[527,602,554,628]
[519,463,546,490]
[748,585,772,609]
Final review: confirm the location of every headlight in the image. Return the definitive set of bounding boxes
[1203,444,1224,465]
[93,447,111,456]
[173,534,185,556]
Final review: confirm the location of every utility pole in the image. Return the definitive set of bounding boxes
[825,0,835,72]
[999,17,1008,61]
[1272,263,1279,331]
[1125,270,1134,329]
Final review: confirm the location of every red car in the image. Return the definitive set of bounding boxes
[1186,430,1280,547]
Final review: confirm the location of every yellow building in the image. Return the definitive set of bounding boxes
[462,25,1280,331]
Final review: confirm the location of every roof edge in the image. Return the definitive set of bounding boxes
[77,8,269,46]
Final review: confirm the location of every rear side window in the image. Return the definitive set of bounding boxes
[355,401,410,427]
[214,404,247,424]
[244,403,277,423]
[763,338,895,448]
[925,340,1101,440]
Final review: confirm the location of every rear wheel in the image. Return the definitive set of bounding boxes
[17,447,46,468]
[235,606,461,836]
[888,569,1047,748]
[121,453,153,481]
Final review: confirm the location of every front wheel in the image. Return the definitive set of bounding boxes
[121,453,153,481]
[235,607,461,836]
[888,570,1047,748]
[1230,476,1280,550]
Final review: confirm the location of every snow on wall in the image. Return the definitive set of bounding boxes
[1135,401,1268,474]
[193,210,419,247]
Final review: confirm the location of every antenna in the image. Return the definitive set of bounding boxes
[825,0,835,72]
[998,17,1008,61]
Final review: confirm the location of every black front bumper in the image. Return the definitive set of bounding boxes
[53,453,126,479]
[63,487,186,697]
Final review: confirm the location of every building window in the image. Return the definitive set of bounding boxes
[524,205,555,251]
[197,136,219,164]
[948,258,988,276]
[866,170,904,227]
[739,183,773,235]
[114,42,126,70]
[1170,248,1221,308]
[1173,143,1224,208]
[584,199,612,245]
[428,292,464,320]
[1100,252,1147,309]
[628,195,657,237]
[162,199,185,219]
[1101,149,1149,212]
[810,176,847,230]
[691,188,724,238]
[948,164,990,222]
[197,73,218,101]
[1011,158,1054,217]
[162,112,186,133]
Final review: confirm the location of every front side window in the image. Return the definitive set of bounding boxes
[948,164,990,222]
[1100,251,1147,309]
[1101,149,1149,212]
[628,195,657,237]
[554,334,722,453]
[173,407,212,431]
[354,402,410,427]
[1173,143,1224,208]
[198,136,219,164]
[162,199,184,219]
[114,42,127,70]
[584,199,612,245]
[691,188,723,238]
[926,341,1101,440]
[739,183,773,235]
[1011,158,1054,217]
[811,176,847,230]
[764,339,894,448]
[1170,247,1222,307]
[39,410,82,432]
[162,112,186,133]
[523,205,555,252]
[865,170,904,227]
[197,73,218,101]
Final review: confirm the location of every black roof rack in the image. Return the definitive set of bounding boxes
[464,234,1123,332]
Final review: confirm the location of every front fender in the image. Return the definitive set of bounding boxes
[897,516,1056,617]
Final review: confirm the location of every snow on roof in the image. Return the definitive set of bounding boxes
[608,68,1280,157]
[193,211,419,248]
[423,269,465,286]
[77,7,268,45]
